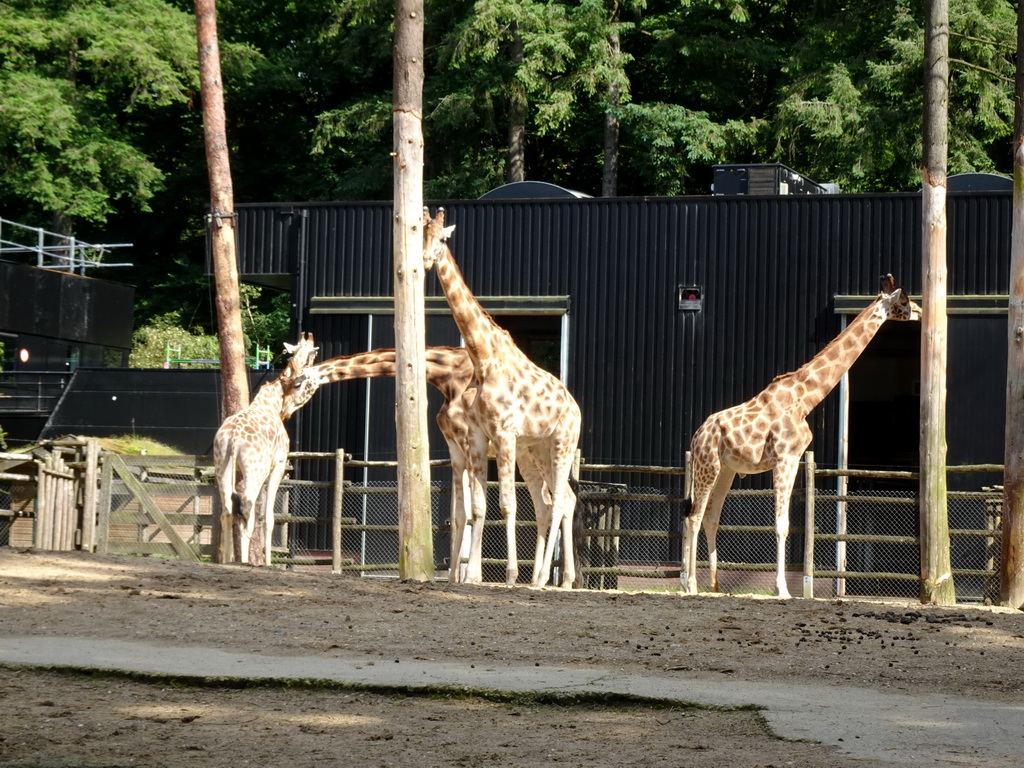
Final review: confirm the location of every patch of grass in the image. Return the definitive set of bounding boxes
[18,434,185,456]
[92,435,183,455]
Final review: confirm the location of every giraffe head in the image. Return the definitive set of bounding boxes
[279,333,323,419]
[422,207,456,272]
[282,333,320,379]
[878,274,922,322]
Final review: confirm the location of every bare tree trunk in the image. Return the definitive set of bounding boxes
[393,0,434,581]
[601,27,621,198]
[920,0,956,605]
[507,23,526,184]
[1001,5,1024,609]
[195,0,249,564]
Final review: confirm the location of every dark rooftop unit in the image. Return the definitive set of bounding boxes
[712,163,829,196]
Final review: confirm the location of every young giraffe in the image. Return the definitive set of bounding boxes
[682,274,922,598]
[213,333,327,566]
[421,208,582,588]
[299,346,559,585]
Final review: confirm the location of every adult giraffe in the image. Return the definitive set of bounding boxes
[213,333,327,565]
[421,208,582,588]
[682,274,922,598]
[300,346,575,585]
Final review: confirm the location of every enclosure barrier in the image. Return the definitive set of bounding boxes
[0,440,1006,603]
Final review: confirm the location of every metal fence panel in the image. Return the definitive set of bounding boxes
[10,448,1003,605]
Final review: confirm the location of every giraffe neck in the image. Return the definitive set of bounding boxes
[765,297,887,416]
[308,347,473,403]
[432,248,504,365]
[250,379,287,418]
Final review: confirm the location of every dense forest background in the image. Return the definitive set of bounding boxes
[0,0,1016,361]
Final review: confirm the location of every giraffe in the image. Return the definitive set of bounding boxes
[682,274,922,598]
[421,207,583,588]
[298,346,564,585]
[213,333,327,566]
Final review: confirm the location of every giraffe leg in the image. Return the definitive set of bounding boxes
[533,442,577,589]
[447,459,467,583]
[516,449,551,586]
[261,459,287,567]
[214,447,237,562]
[494,436,519,585]
[463,438,489,584]
[702,468,736,593]
[772,457,801,599]
[555,476,578,588]
[236,485,260,566]
[683,474,719,595]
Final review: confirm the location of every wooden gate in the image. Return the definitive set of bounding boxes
[96,454,212,561]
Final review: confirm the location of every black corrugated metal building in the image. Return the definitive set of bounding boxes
[235,191,1010,496]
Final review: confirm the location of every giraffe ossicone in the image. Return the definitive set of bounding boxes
[423,207,583,588]
[682,274,921,598]
[213,333,326,566]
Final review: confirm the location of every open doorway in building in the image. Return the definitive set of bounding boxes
[846,321,922,478]
[841,321,921,597]
[496,314,564,377]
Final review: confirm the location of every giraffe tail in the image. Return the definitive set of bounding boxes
[681,497,694,517]
[231,491,243,519]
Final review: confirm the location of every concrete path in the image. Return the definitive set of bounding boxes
[2,635,1022,767]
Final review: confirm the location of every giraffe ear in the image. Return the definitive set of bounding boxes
[442,224,456,240]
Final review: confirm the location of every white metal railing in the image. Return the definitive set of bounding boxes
[0,216,132,274]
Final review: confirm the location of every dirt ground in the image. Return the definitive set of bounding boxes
[2,549,1023,768]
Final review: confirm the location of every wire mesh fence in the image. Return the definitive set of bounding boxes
[3,443,1007,604]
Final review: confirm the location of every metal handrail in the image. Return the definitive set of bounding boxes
[0,217,132,274]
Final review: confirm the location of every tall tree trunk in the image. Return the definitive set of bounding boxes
[1001,5,1024,608]
[507,23,526,184]
[393,0,434,581]
[601,28,621,197]
[195,0,249,564]
[920,0,955,605]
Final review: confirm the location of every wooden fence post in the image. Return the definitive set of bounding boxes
[803,451,816,598]
[57,452,72,550]
[332,448,346,573]
[80,439,100,552]
[96,451,114,554]
[33,455,48,549]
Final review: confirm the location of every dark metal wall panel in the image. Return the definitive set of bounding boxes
[238,191,1012,478]
[39,369,273,454]
[0,260,134,353]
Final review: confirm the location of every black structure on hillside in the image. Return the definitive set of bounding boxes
[37,369,279,454]
[0,260,135,445]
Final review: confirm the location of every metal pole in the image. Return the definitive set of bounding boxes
[803,451,816,598]
[332,448,346,573]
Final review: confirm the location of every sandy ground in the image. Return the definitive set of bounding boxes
[2,549,1023,768]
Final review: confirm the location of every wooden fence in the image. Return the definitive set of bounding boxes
[0,441,1007,602]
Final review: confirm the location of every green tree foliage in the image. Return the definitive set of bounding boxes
[1,0,1017,355]
[770,0,1015,192]
[129,312,221,368]
[0,0,199,227]
[129,285,290,368]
